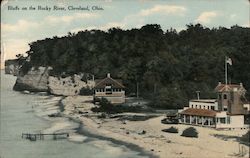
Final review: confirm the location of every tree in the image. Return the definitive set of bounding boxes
[17,24,250,108]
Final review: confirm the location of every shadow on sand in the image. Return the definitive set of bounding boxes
[212,134,249,157]
[212,134,250,146]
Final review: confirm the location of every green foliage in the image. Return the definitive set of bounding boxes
[92,98,115,113]
[162,126,179,133]
[99,97,112,108]
[79,87,93,95]
[19,24,250,109]
[181,127,199,138]
[92,97,148,114]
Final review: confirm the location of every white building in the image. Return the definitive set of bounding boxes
[189,99,218,110]
[179,83,249,129]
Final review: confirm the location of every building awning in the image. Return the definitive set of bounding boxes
[180,108,217,117]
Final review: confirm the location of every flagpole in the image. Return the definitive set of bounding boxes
[225,56,228,85]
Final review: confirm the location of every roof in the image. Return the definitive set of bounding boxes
[190,99,217,103]
[180,108,217,117]
[94,77,125,89]
[215,83,246,92]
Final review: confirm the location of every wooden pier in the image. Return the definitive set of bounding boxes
[22,133,69,141]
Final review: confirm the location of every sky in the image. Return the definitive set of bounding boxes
[1,0,249,68]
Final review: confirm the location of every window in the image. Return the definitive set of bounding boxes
[191,105,193,108]
[208,106,210,110]
[203,106,205,109]
[223,94,227,99]
[196,105,198,108]
[199,105,201,109]
[211,106,215,110]
[106,89,112,94]
[219,94,222,99]
[220,118,226,124]
[105,86,112,94]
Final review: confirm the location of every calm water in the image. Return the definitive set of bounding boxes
[0,71,148,158]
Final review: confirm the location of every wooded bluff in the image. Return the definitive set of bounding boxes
[16,24,250,109]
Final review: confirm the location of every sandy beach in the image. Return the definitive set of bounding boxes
[58,96,249,158]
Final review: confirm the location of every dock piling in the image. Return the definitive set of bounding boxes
[21,132,69,141]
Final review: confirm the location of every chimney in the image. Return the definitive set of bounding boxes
[240,83,243,87]
[107,73,111,78]
[218,82,221,85]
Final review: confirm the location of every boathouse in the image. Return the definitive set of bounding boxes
[94,73,125,104]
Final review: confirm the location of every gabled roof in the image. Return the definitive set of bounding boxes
[180,108,217,117]
[94,76,125,89]
[215,83,246,92]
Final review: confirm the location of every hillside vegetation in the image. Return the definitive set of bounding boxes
[18,24,250,109]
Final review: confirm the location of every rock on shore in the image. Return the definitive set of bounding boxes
[13,67,50,92]
[48,74,95,96]
[13,66,95,95]
[5,59,19,76]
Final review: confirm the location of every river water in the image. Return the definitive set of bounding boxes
[0,71,149,158]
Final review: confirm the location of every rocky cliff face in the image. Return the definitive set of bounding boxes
[13,66,95,95]
[13,67,51,92]
[5,64,19,76]
[5,59,19,76]
[48,74,95,96]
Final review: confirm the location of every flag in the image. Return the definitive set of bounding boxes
[226,57,232,65]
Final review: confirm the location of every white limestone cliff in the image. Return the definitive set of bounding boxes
[13,66,95,95]
[48,74,95,96]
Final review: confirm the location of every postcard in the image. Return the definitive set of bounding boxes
[1,0,249,158]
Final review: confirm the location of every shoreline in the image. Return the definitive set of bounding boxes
[59,95,250,158]
[3,72,249,158]
[34,94,157,158]
[61,110,158,158]
[75,122,158,158]
[12,84,249,158]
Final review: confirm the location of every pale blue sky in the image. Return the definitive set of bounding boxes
[1,0,249,64]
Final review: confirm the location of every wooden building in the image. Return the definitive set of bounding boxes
[94,73,125,104]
